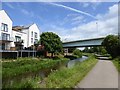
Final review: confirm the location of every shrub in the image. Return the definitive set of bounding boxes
[73,49,82,58]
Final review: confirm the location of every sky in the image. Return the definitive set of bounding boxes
[2,2,118,42]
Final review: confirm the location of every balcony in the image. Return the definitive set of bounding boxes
[0,36,13,43]
[14,40,24,48]
[14,39,23,43]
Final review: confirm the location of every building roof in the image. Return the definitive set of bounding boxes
[12,23,34,31]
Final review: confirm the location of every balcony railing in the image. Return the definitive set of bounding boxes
[0,36,13,42]
[0,50,18,52]
[14,39,24,43]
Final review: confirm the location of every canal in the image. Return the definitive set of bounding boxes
[67,56,88,68]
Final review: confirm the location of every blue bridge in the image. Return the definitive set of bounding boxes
[62,37,105,48]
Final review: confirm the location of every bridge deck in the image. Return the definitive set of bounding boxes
[63,37,105,48]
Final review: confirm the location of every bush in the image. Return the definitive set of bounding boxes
[102,35,120,58]
[73,49,82,58]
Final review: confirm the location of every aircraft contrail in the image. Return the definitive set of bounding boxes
[49,2,97,20]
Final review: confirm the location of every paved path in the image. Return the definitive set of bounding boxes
[75,59,118,88]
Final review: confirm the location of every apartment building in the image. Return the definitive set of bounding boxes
[12,23,40,49]
[12,27,27,50]
[0,10,13,50]
[0,10,40,51]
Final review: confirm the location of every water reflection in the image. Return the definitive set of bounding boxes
[67,56,88,68]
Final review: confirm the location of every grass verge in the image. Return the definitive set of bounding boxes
[3,76,41,88]
[2,57,68,79]
[42,54,98,88]
[2,57,69,88]
[112,57,120,72]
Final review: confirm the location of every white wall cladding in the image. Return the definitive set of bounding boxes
[12,23,40,48]
[0,10,12,40]
[28,23,40,47]
[12,31,27,48]
[0,10,13,50]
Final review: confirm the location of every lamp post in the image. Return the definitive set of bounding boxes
[96,21,99,54]
[96,21,98,31]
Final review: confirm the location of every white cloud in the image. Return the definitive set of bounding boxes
[96,4,118,20]
[81,2,101,10]
[21,9,35,18]
[70,4,118,40]
[48,4,118,42]
[71,16,85,25]
[21,9,29,15]
[72,16,84,21]
[82,3,89,8]
[91,2,101,10]
[60,14,85,26]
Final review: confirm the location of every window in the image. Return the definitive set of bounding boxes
[1,23,8,32]
[6,34,10,40]
[31,38,33,43]
[15,36,21,42]
[34,39,38,44]
[2,43,5,50]
[34,32,37,38]
[31,31,33,37]
[2,33,10,41]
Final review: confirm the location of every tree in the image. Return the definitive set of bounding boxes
[89,47,94,53]
[83,47,89,53]
[102,35,120,58]
[40,32,62,57]
[68,48,76,53]
[73,49,82,58]
[98,46,107,55]
[91,47,98,53]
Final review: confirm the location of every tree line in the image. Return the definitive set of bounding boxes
[38,32,120,59]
